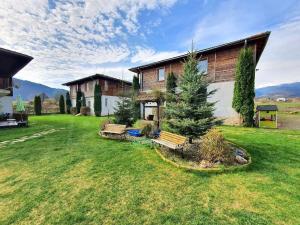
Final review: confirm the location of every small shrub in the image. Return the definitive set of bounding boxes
[70,107,77,115]
[141,124,153,137]
[200,129,231,163]
[80,107,90,116]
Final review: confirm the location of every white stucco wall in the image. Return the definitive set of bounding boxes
[101,95,120,116]
[0,96,13,114]
[207,81,238,119]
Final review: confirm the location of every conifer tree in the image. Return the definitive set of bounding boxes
[59,95,65,114]
[66,92,72,114]
[165,49,219,143]
[34,95,42,115]
[166,72,177,103]
[132,75,140,120]
[114,94,133,126]
[232,47,255,126]
[94,83,102,116]
[76,90,82,114]
[82,92,86,107]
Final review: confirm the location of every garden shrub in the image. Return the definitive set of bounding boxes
[80,106,90,116]
[141,124,153,138]
[70,107,77,115]
[200,129,231,163]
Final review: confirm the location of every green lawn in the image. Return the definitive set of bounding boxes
[0,115,299,225]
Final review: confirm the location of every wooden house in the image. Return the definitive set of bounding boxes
[62,74,131,116]
[129,32,270,124]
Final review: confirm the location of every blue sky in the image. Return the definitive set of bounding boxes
[0,0,300,88]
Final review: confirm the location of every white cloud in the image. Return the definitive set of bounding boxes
[131,47,183,64]
[0,0,177,88]
[256,17,300,88]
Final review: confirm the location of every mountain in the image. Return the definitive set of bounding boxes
[13,78,67,101]
[256,82,300,98]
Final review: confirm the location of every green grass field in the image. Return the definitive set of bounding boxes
[0,115,299,224]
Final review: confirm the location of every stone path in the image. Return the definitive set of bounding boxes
[0,128,65,148]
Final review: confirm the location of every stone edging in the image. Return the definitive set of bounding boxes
[155,141,252,173]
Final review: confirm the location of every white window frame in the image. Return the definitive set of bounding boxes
[104,80,108,91]
[197,58,208,75]
[157,67,165,81]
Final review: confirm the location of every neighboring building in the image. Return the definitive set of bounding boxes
[129,32,270,124]
[0,48,33,114]
[62,74,131,116]
[276,97,287,102]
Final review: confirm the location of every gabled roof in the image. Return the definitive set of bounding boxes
[62,74,132,86]
[256,105,278,111]
[129,31,271,73]
[0,48,33,78]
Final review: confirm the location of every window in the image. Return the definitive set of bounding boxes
[87,101,91,108]
[105,98,108,107]
[197,59,208,74]
[104,80,108,91]
[157,68,165,81]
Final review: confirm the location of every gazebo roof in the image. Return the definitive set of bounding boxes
[256,105,278,111]
[136,92,158,102]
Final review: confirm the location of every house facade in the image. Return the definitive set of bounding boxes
[62,74,131,116]
[0,48,33,114]
[129,32,270,124]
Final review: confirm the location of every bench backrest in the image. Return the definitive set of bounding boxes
[103,124,126,132]
[159,131,187,145]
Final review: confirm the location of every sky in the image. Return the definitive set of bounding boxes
[0,0,300,89]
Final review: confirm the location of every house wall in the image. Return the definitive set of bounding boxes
[68,78,130,116]
[138,44,256,122]
[0,96,13,114]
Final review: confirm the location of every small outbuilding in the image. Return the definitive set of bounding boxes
[256,105,278,128]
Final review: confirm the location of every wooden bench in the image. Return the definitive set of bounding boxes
[100,124,126,136]
[152,131,187,150]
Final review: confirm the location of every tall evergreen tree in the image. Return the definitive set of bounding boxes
[34,95,42,115]
[82,92,86,107]
[114,95,133,126]
[65,92,72,114]
[232,47,255,127]
[132,76,140,121]
[76,90,82,114]
[59,95,65,114]
[165,49,219,143]
[166,72,177,103]
[94,83,102,116]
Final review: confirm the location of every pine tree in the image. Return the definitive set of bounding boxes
[59,95,65,114]
[165,49,219,143]
[166,72,177,103]
[34,95,42,115]
[82,92,86,107]
[114,95,133,126]
[76,90,82,114]
[232,47,255,127]
[132,75,140,121]
[94,83,102,116]
[66,92,72,114]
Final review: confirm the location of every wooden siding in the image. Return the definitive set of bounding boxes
[69,79,131,99]
[0,77,13,96]
[139,44,256,92]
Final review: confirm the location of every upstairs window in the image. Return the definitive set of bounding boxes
[104,80,108,91]
[157,68,165,81]
[197,59,208,74]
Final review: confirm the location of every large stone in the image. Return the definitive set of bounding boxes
[235,148,246,158]
[235,155,248,164]
[199,160,214,168]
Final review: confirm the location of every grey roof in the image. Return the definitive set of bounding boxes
[62,74,132,86]
[256,105,278,111]
[0,48,33,78]
[129,31,270,73]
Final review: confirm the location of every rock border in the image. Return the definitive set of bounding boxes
[154,141,252,173]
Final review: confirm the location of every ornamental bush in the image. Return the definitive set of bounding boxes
[200,129,231,163]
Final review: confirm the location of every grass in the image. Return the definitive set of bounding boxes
[0,115,299,224]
